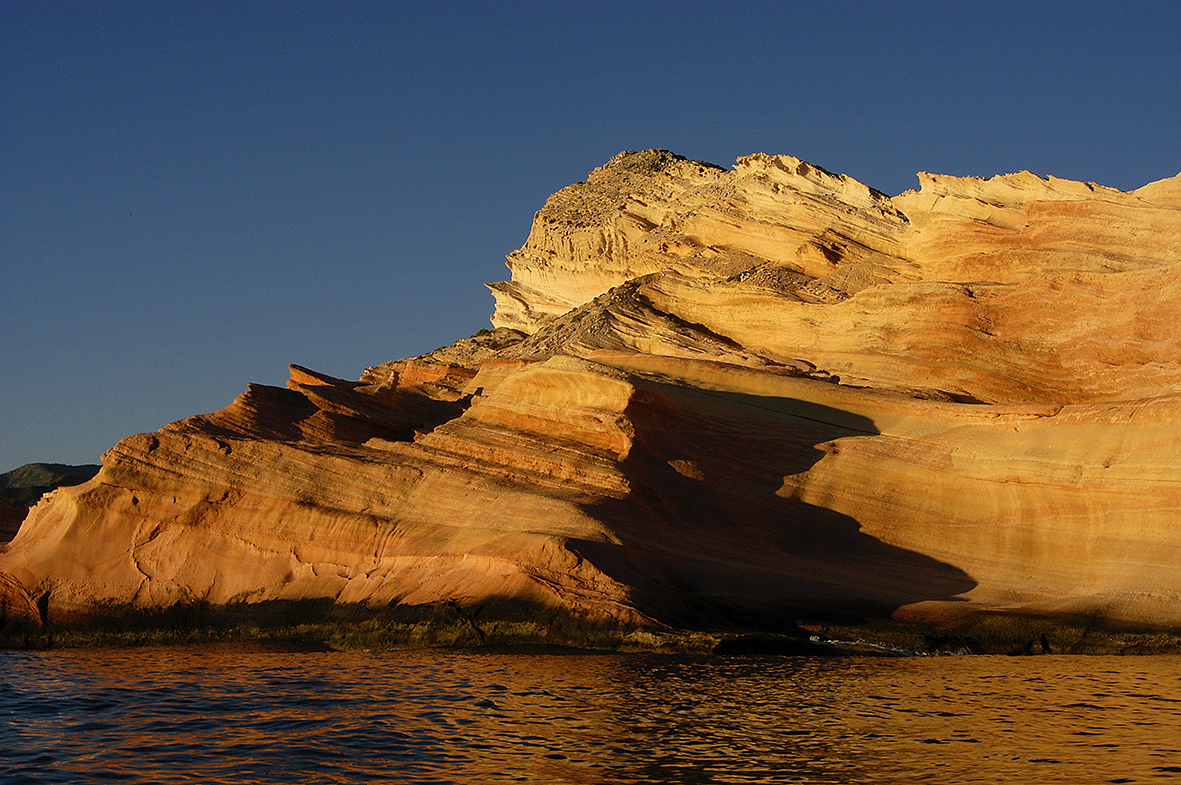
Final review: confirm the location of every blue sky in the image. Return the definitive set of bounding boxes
[3,0,1180,470]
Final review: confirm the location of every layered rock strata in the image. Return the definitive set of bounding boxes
[3,150,1180,643]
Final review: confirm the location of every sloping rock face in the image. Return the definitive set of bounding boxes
[3,150,1181,641]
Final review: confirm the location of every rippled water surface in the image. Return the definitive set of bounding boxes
[3,643,1181,783]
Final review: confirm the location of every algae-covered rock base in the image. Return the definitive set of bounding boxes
[5,598,1180,657]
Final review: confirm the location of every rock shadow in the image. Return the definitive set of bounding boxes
[574,377,976,630]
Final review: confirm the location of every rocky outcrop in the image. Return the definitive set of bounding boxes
[489,151,1181,405]
[488,150,912,333]
[3,150,1181,644]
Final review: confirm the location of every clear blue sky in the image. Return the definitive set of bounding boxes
[3,0,1179,470]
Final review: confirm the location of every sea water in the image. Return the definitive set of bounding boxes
[2,642,1180,784]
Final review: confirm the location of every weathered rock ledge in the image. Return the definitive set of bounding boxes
[3,150,1181,650]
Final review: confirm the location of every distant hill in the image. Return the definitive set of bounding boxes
[0,463,101,540]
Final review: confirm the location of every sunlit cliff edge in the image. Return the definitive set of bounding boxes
[3,149,1181,649]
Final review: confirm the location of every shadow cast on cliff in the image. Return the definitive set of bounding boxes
[573,378,977,630]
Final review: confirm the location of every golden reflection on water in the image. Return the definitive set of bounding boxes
[3,644,1181,784]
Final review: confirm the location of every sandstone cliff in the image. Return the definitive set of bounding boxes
[3,150,1180,646]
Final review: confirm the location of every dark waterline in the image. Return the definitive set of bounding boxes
[2,642,1180,784]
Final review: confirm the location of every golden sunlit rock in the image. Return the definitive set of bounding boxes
[3,149,1180,641]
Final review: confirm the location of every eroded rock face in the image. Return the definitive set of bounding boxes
[3,150,1181,641]
[487,150,911,333]
[490,150,1181,405]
